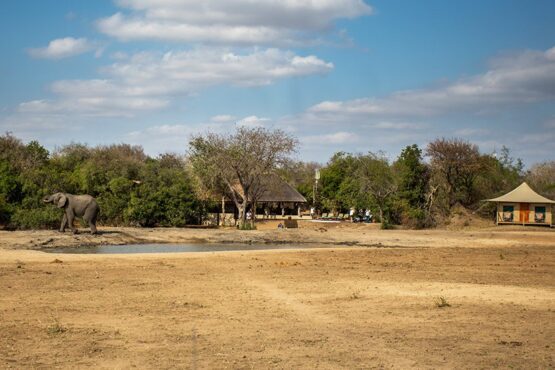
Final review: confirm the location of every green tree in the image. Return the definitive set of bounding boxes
[475,147,523,202]
[125,158,203,227]
[189,127,297,227]
[355,153,397,225]
[318,152,360,212]
[393,145,430,227]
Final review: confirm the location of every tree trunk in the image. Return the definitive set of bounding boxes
[238,203,246,227]
[224,180,246,227]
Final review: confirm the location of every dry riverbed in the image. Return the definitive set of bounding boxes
[0,224,554,368]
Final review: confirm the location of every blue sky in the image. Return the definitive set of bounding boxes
[1,0,554,166]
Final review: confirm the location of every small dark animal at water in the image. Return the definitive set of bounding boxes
[43,192,99,234]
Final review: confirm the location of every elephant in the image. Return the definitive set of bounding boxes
[43,192,99,234]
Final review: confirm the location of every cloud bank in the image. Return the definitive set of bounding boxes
[306,46,555,123]
[18,48,333,117]
[98,0,372,45]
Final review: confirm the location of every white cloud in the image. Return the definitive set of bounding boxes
[125,124,195,154]
[454,128,490,136]
[210,114,236,123]
[111,51,129,60]
[307,46,555,121]
[17,48,332,117]
[123,115,273,154]
[371,121,424,130]
[518,131,555,144]
[28,37,96,59]
[97,0,372,45]
[303,131,359,144]
[236,115,270,127]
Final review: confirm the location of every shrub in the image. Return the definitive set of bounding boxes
[0,195,13,225]
[238,222,257,230]
[435,296,451,308]
[10,207,61,229]
[380,219,393,229]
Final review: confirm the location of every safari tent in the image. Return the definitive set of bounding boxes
[486,182,554,226]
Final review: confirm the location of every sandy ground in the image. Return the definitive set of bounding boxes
[0,223,554,369]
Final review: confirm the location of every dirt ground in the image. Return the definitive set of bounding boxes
[0,223,554,369]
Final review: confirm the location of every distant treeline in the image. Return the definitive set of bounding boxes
[0,132,553,229]
[279,141,554,228]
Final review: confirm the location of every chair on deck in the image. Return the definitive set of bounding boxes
[502,211,513,222]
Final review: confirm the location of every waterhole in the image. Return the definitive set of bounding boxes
[42,243,333,254]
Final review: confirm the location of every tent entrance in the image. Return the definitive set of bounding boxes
[520,203,529,223]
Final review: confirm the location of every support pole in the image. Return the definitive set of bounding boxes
[221,196,226,226]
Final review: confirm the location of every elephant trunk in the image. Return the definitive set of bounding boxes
[43,195,54,203]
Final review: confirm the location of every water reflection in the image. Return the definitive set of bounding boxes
[43,243,327,254]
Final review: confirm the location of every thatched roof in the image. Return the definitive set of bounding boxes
[487,182,555,204]
[232,174,307,203]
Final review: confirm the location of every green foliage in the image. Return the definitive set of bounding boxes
[0,160,21,203]
[393,145,430,228]
[0,132,540,231]
[189,126,297,227]
[11,207,61,229]
[237,222,257,230]
[319,152,362,212]
[0,133,206,229]
[124,158,205,227]
[0,194,13,224]
[395,145,429,208]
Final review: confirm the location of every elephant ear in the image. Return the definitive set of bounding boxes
[57,194,68,208]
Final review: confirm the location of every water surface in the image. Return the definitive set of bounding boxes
[44,243,331,254]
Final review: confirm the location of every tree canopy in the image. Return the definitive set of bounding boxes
[0,133,206,229]
[188,126,297,227]
[1,131,551,230]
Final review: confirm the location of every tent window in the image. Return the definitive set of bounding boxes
[534,206,546,223]
[502,205,514,222]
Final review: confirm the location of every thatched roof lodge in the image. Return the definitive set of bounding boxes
[486,182,554,226]
[230,173,307,211]
[243,174,307,204]
[209,174,307,225]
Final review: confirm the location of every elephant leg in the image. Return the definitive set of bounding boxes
[67,213,78,234]
[89,221,97,235]
[84,206,98,235]
[59,214,67,232]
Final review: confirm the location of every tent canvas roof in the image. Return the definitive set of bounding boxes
[487,182,555,204]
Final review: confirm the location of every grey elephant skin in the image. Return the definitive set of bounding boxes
[43,192,99,234]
